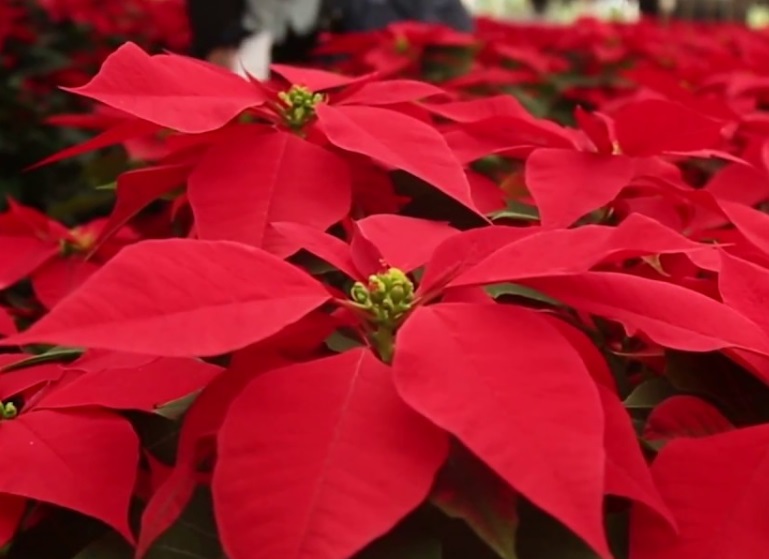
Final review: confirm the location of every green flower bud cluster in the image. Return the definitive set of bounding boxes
[278,85,326,130]
[0,401,18,420]
[351,268,415,326]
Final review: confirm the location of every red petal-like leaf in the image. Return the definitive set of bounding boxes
[2,240,330,357]
[613,99,724,157]
[719,252,769,333]
[30,119,160,169]
[96,163,191,250]
[0,236,59,291]
[525,148,635,229]
[214,349,448,559]
[188,128,351,252]
[356,215,458,272]
[36,357,220,411]
[524,272,769,354]
[337,80,446,106]
[423,95,531,122]
[630,425,769,559]
[66,43,266,133]
[0,409,138,542]
[644,396,734,442]
[451,214,714,288]
[271,64,369,91]
[316,104,480,214]
[32,258,100,310]
[268,222,360,279]
[394,303,610,558]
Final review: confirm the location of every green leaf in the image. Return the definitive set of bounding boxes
[623,378,675,410]
[489,201,540,223]
[73,533,132,559]
[155,391,200,421]
[325,331,364,353]
[432,447,518,559]
[357,532,442,559]
[484,283,561,307]
[0,346,83,372]
[144,485,224,559]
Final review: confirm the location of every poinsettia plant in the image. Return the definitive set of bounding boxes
[5,12,769,559]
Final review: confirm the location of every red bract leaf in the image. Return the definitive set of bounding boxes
[525,148,635,228]
[337,80,446,106]
[450,214,714,288]
[719,252,769,333]
[188,128,351,252]
[315,104,480,214]
[66,43,266,133]
[0,236,59,291]
[137,361,260,557]
[271,64,368,92]
[2,240,330,357]
[717,200,769,258]
[599,387,675,526]
[613,99,724,156]
[418,226,539,296]
[214,349,448,559]
[644,396,734,442]
[268,222,360,280]
[32,258,100,310]
[356,215,458,272]
[0,409,138,542]
[0,308,15,336]
[30,119,160,169]
[96,163,191,250]
[394,303,610,558]
[524,272,769,354]
[0,495,26,547]
[630,425,769,559]
[423,95,531,122]
[36,357,220,412]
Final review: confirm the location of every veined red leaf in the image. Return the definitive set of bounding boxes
[30,119,160,170]
[717,199,769,258]
[423,95,531,122]
[450,214,715,288]
[1,240,330,357]
[214,349,448,559]
[271,64,370,92]
[268,222,360,279]
[66,43,267,134]
[356,215,458,272]
[316,104,480,214]
[418,225,540,296]
[630,425,769,559]
[32,258,100,310]
[188,128,351,252]
[95,163,191,251]
[0,236,59,291]
[35,357,220,412]
[599,387,676,525]
[394,303,610,558]
[644,396,734,442]
[523,272,769,354]
[337,80,446,106]
[613,99,724,157]
[137,359,261,557]
[719,252,769,333]
[525,148,635,229]
[0,409,138,542]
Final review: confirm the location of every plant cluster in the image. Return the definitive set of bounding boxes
[2,13,769,559]
[0,0,188,212]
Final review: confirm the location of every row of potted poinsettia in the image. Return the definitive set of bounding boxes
[2,14,769,559]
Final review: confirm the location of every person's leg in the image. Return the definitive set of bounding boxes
[185,0,247,59]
